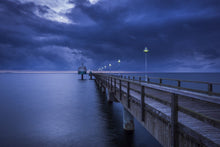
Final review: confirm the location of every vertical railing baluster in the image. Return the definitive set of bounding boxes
[127,81,130,108]
[111,77,112,91]
[114,78,116,94]
[147,77,150,83]
[160,78,162,85]
[141,85,145,121]
[133,76,135,81]
[171,93,178,147]
[177,80,181,88]
[208,83,213,94]
[119,79,122,100]
[106,77,107,87]
[139,77,141,82]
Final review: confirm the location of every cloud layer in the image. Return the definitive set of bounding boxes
[0,0,220,71]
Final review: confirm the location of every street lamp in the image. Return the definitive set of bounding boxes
[109,64,112,73]
[118,59,121,75]
[144,47,149,81]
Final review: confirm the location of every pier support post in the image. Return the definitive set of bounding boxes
[101,86,106,94]
[106,88,114,103]
[81,74,84,80]
[123,107,134,131]
[98,81,101,89]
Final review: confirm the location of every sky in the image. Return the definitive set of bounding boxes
[0,0,220,72]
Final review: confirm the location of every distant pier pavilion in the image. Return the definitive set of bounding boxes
[92,73,220,147]
[78,64,87,80]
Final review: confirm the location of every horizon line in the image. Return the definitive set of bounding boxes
[0,70,219,74]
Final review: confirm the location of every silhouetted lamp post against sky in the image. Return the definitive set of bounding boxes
[118,59,121,75]
[109,64,112,72]
[144,47,149,80]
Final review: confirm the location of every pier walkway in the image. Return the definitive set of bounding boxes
[93,73,220,147]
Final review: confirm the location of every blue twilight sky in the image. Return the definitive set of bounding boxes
[0,0,220,72]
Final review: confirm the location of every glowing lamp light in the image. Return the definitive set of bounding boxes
[118,59,121,63]
[109,64,112,67]
[144,47,149,53]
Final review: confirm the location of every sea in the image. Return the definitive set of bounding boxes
[0,73,219,147]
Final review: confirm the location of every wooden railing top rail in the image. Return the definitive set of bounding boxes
[110,74,220,96]
[94,73,220,101]
[121,75,220,85]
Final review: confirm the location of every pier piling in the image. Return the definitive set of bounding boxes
[123,107,134,131]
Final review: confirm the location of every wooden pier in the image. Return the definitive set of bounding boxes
[93,73,220,147]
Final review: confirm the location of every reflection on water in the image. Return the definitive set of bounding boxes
[0,74,161,147]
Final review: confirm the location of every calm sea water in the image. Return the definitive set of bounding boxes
[0,74,161,147]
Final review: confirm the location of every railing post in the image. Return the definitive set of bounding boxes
[114,78,116,94]
[171,93,179,147]
[159,78,162,85]
[208,83,213,94]
[107,77,108,87]
[120,75,122,79]
[111,77,112,91]
[106,77,108,87]
[119,79,122,100]
[106,77,107,87]
[128,76,130,80]
[133,76,135,81]
[147,77,150,83]
[139,77,141,82]
[141,85,145,121]
[177,81,181,88]
[127,81,130,108]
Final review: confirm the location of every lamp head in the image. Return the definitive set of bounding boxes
[144,47,149,53]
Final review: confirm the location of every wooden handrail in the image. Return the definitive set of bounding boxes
[122,75,220,95]
[95,73,220,95]
[109,74,220,85]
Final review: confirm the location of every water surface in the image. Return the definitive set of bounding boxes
[0,74,161,147]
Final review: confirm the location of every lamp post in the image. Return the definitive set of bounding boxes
[118,59,121,75]
[144,47,149,81]
[109,64,112,73]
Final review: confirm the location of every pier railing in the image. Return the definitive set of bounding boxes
[116,75,220,96]
[94,73,220,147]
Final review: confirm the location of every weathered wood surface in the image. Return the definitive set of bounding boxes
[94,74,220,147]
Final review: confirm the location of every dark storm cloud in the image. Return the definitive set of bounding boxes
[0,0,220,71]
